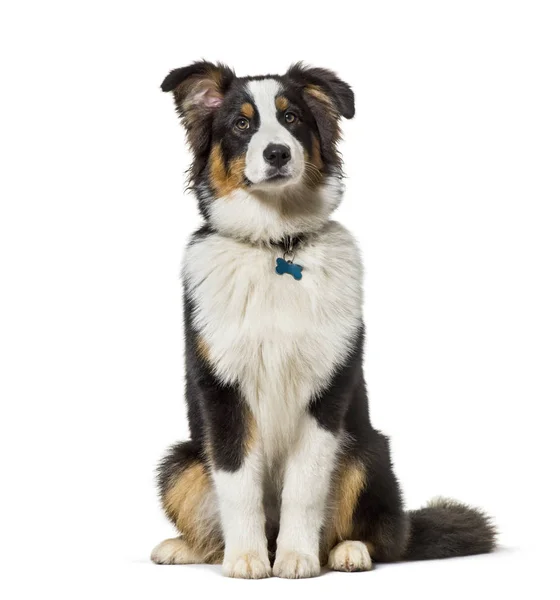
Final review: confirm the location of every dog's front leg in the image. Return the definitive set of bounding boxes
[213,445,270,578]
[273,415,339,578]
[201,380,269,578]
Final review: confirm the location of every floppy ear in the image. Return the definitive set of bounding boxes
[161,61,235,167]
[286,62,355,119]
[286,63,354,169]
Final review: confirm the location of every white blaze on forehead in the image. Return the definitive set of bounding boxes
[244,78,304,185]
[248,79,283,132]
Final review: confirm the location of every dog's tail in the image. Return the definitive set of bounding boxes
[403,497,497,560]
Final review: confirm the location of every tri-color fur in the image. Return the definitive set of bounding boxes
[152,61,496,578]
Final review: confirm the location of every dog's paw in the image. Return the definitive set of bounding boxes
[273,551,321,579]
[151,537,200,565]
[223,552,271,579]
[328,541,373,572]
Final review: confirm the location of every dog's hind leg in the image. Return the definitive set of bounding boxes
[152,441,224,565]
[151,537,207,565]
[322,435,410,571]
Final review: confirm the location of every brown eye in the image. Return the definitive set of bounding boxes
[235,117,250,131]
[285,112,297,124]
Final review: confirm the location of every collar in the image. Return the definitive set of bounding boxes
[202,224,311,256]
[270,234,308,256]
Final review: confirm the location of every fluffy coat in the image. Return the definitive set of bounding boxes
[151,61,496,578]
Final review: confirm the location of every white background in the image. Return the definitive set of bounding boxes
[1,1,559,598]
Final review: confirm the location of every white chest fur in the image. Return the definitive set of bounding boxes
[183,221,363,463]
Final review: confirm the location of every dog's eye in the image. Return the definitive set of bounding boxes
[284,112,297,124]
[235,117,250,131]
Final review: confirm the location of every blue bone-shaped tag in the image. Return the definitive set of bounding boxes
[276,257,303,281]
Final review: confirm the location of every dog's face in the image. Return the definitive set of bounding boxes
[162,62,354,242]
[215,78,310,190]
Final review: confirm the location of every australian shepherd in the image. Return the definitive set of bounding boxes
[151,61,496,578]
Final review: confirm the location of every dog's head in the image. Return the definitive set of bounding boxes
[162,61,354,242]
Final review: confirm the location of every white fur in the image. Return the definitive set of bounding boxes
[244,79,305,187]
[213,447,270,578]
[151,537,203,565]
[274,417,340,578]
[208,175,344,243]
[328,540,373,572]
[183,220,363,466]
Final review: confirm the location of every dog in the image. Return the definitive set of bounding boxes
[151,61,496,578]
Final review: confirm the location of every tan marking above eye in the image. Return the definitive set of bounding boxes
[240,102,254,118]
[275,96,289,111]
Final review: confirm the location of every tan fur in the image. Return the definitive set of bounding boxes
[244,410,258,454]
[311,134,323,169]
[303,134,324,189]
[196,335,211,363]
[333,461,366,539]
[240,102,254,118]
[321,460,366,562]
[305,85,335,111]
[275,96,289,111]
[209,144,246,197]
[163,462,223,563]
[304,84,342,143]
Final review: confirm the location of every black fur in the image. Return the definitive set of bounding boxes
[157,440,202,499]
[183,278,251,473]
[350,432,410,562]
[162,61,236,184]
[308,324,411,561]
[405,499,497,560]
[308,324,365,432]
[286,62,355,119]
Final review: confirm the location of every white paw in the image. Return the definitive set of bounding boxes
[328,541,373,572]
[151,538,199,565]
[223,552,271,579]
[273,551,321,579]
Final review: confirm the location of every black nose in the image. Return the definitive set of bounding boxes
[263,144,291,168]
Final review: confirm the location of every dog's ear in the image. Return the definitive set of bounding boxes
[161,61,235,158]
[286,63,354,169]
[286,62,355,120]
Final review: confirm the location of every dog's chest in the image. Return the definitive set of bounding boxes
[183,223,363,460]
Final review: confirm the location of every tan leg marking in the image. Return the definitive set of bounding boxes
[243,410,258,455]
[321,460,367,564]
[196,334,211,363]
[333,461,366,539]
[162,462,223,563]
